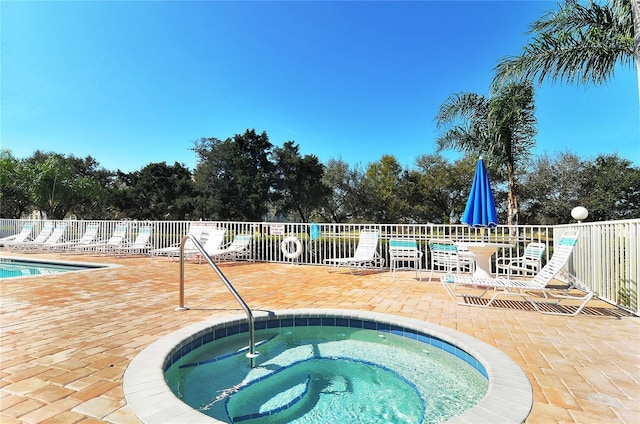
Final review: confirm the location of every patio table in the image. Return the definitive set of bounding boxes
[455,241,513,279]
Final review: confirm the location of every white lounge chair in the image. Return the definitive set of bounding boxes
[175,227,228,261]
[389,238,423,281]
[198,228,227,256]
[114,226,154,256]
[41,223,69,250]
[324,230,384,272]
[496,241,546,277]
[78,223,128,253]
[151,223,210,258]
[5,222,55,251]
[209,233,253,261]
[54,223,101,252]
[427,239,474,282]
[441,229,594,316]
[0,223,34,246]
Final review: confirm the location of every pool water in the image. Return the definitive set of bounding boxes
[0,258,102,279]
[165,326,488,423]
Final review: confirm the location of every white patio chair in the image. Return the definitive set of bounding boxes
[496,242,546,277]
[388,238,423,281]
[427,239,474,283]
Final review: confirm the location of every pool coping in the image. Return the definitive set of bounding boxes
[0,255,120,279]
[123,308,533,424]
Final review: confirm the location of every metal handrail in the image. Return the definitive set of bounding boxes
[176,235,260,367]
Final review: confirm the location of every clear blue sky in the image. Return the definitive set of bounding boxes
[2,1,638,173]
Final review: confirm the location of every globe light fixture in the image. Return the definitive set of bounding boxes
[571,206,588,223]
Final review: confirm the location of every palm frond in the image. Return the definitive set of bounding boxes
[435,93,488,129]
[435,126,481,153]
[492,0,634,88]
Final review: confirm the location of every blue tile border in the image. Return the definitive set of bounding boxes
[165,316,488,379]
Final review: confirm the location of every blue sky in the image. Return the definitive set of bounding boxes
[1,1,638,173]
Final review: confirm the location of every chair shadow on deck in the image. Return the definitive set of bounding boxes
[458,293,633,318]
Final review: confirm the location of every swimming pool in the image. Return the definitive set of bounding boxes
[0,257,108,279]
[124,309,533,423]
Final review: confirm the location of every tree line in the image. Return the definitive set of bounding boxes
[1,136,638,224]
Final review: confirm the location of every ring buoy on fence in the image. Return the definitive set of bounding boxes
[281,236,303,260]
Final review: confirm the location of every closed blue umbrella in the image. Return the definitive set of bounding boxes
[461,158,498,228]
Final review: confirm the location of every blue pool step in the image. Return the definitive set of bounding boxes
[229,374,312,422]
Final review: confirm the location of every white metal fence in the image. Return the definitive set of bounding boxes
[555,220,639,315]
[1,218,638,315]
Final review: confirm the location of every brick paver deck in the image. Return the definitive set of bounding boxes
[1,253,638,423]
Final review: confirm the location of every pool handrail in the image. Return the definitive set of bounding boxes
[178,234,259,367]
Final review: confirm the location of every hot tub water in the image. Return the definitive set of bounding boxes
[165,325,488,423]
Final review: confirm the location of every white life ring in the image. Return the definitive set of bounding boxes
[281,236,303,260]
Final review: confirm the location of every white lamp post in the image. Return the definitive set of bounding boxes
[571,206,588,223]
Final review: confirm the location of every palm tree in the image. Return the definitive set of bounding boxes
[435,81,537,228]
[492,0,638,96]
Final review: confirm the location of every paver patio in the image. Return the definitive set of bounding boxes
[1,253,638,423]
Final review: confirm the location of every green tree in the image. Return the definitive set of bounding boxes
[409,155,478,224]
[493,0,638,95]
[72,157,114,219]
[360,155,407,223]
[435,81,537,227]
[193,129,274,221]
[519,152,585,224]
[112,162,196,220]
[24,151,110,220]
[318,159,361,223]
[0,150,32,218]
[520,152,640,223]
[397,167,424,224]
[579,154,640,220]
[272,141,331,222]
